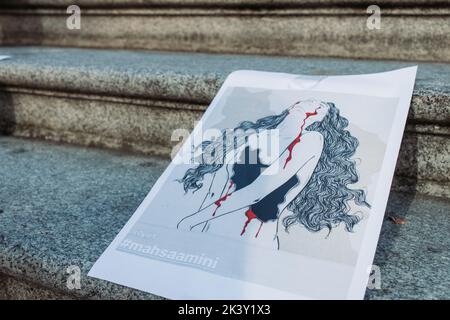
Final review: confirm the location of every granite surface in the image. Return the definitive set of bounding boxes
[2,1,446,7]
[0,47,448,124]
[0,136,448,299]
[0,274,73,300]
[0,3,449,62]
[1,88,448,197]
[0,47,448,197]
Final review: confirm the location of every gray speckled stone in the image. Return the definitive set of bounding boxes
[0,274,73,300]
[0,47,448,123]
[396,133,450,182]
[0,89,203,157]
[0,2,449,62]
[0,136,448,299]
[365,192,450,300]
[3,1,446,6]
[0,137,164,299]
[1,88,447,195]
[0,47,448,198]
[0,46,448,127]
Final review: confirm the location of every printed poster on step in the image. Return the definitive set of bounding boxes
[89,67,417,299]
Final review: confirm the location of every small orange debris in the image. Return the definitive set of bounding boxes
[388,216,406,225]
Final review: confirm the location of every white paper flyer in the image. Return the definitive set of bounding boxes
[89,67,417,299]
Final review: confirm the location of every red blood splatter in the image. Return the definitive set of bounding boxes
[212,180,234,216]
[283,108,320,169]
[241,208,257,236]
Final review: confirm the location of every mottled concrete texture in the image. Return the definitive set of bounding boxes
[0,89,202,157]
[0,274,73,300]
[0,137,448,299]
[1,89,448,197]
[0,1,449,62]
[0,47,448,197]
[0,47,448,122]
[4,0,450,6]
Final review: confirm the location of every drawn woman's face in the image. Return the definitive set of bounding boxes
[289,100,329,125]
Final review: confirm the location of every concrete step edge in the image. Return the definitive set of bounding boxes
[1,6,449,62]
[0,47,448,198]
[0,137,449,299]
[0,47,449,124]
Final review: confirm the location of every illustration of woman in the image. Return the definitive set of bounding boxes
[177,100,370,249]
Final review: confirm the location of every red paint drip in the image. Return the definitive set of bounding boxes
[212,180,234,216]
[241,208,257,236]
[283,109,320,169]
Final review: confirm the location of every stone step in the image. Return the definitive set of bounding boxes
[0,47,448,198]
[0,136,448,299]
[0,1,449,62]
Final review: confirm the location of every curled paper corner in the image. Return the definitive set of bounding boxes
[0,55,11,61]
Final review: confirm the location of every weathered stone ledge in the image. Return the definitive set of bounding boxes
[2,0,449,9]
[0,47,448,197]
[2,6,450,15]
[0,137,448,299]
[0,47,448,123]
[0,3,448,61]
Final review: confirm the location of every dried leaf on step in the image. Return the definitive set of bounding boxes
[388,216,406,225]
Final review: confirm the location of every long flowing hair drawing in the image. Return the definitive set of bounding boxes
[176,99,370,249]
